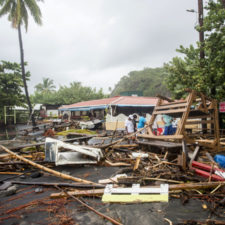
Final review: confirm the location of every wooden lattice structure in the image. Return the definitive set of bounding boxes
[138,90,220,152]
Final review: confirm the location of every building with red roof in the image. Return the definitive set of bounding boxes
[59,96,158,120]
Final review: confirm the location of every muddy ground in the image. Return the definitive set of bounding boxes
[0,165,220,225]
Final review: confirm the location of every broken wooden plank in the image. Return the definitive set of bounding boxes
[189,146,200,167]
[104,160,131,167]
[51,188,105,198]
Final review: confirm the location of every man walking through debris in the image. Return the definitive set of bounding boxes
[125,115,135,143]
[137,113,147,134]
[162,114,175,135]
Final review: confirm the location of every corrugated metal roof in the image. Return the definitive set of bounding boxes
[59,96,158,110]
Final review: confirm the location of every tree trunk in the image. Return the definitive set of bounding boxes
[18,24,36,127]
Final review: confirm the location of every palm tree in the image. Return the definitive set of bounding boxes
[0,0,43,127]
[35,77,56,94]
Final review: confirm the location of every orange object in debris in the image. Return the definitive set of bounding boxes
[44,128,55,137]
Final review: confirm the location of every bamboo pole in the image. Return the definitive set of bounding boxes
[0,145,98,185]
[169,181,225,191]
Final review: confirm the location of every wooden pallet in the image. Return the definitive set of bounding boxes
[102,184,169,203]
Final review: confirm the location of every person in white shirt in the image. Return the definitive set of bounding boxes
[125,115,135,143]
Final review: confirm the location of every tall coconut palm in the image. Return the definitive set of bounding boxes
[35,78,56,94]
[0,0,43,127]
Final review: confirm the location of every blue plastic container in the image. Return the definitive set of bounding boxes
[214,154,225,168]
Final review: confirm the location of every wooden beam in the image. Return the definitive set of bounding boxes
[156,94,174,102]
[189,146,200,167]
[158,100,187,107]
[186,120,214,125]
[155,102,188,110]
[153,108,186,115]
[137,134,184,140]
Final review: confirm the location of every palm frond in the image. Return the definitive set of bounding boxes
[0,0,12,17]
[24,0,42,25]
[20,1,28,31]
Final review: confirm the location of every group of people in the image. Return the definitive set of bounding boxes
[125,113,176,141]
[125,114,147,143]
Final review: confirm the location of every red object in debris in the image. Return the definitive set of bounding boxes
[191,161,225,181]
[219,102,225,113]
[157,128,163,135]
[192,161,224,173]
[192,168,225,181]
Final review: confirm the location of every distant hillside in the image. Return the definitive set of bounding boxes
[111,67,171,97]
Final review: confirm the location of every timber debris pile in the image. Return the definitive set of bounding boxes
[0,90,225,225]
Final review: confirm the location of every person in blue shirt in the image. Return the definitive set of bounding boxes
[162,114,175,135]
[138,113,147,133]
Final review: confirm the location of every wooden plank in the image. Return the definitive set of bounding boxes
[195,139,215,144]
[137,134,183,140]
[182,140,188,170]
[186,120,214,125]
[176,91,195,135]
[137,140,182,148]
[146,98,162,136]
[153,108,186,115]
[156,94,174,102]
[189,146,200,167]
[188,115,213,119]
[155,102,188,110]
[157,100,187,107]
[51,189,105,198]
[102,194,168,203]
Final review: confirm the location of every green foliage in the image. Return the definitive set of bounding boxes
[35,77,56,94]
[0,60,30,107]
[0,0,43,31]
[31,81,107,105]
[165,0,225,101]
[111,67,171,97]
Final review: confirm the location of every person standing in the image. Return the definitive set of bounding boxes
[162,114,174,135]
[132,114,138,132]
[125,115,135,143]
[137,113,147,134]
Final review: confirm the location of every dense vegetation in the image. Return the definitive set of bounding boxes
[165,0,225,101]
[0,61,29,108]
[111,67,170,97]
[31,80,106,105]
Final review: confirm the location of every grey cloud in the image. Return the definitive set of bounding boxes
[0,0,202,92]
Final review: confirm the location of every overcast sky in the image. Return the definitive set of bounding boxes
[0,0,202,94]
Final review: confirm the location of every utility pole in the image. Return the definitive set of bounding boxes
[198,0,204,60]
